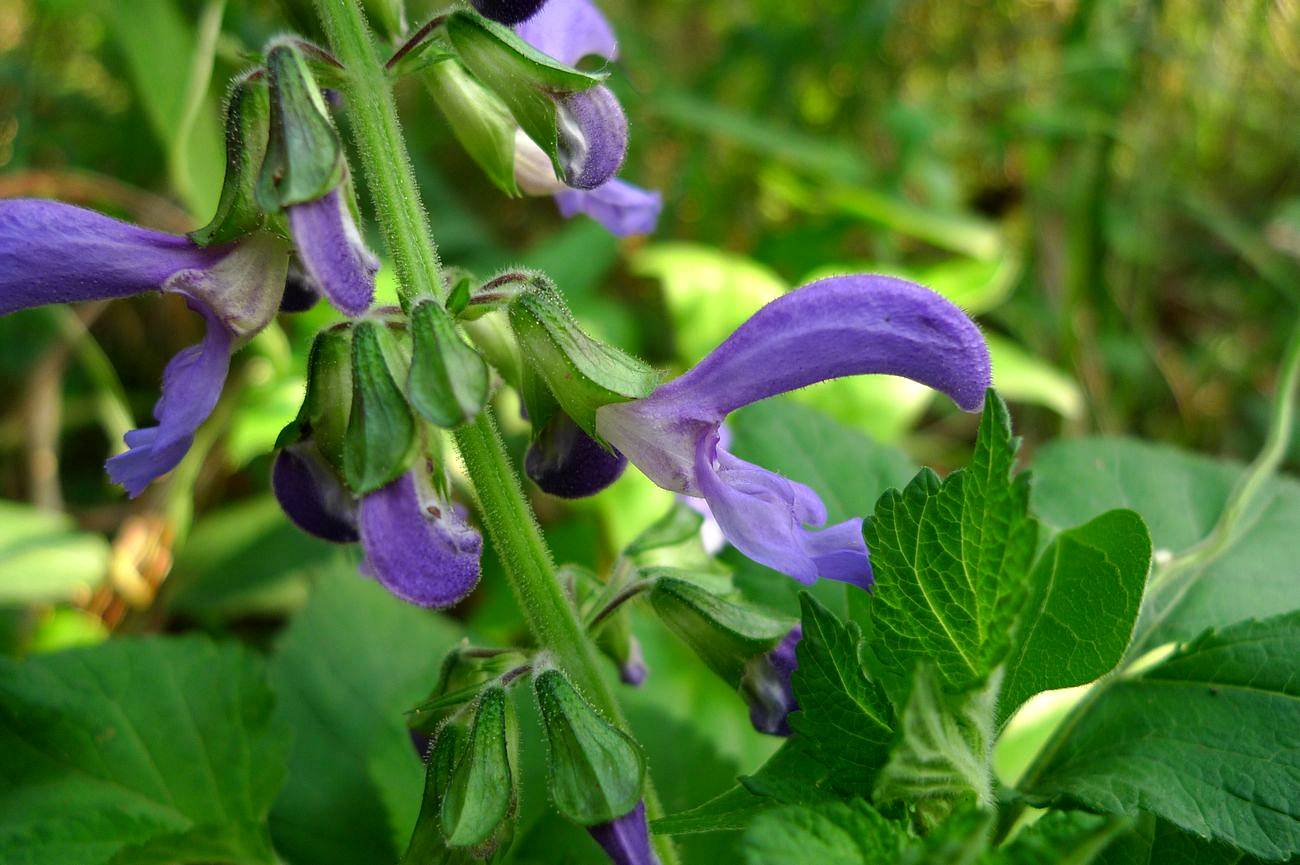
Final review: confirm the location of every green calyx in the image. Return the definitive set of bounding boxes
[445,9,604,184]
[278,326,354,472]
[533,667,645,826]
[190,72,272,247]
[423,59,520,196]
[508,281,659,439]
[408,299,490,429]
[257,40,346,210]
[440,686,516,848]
[343,320,417,495]
[649,576,794,687]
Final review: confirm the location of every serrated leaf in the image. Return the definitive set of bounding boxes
[874,666,999,819]
[865,392,1039,692]
[1098,816,1268,865]
[0,636,288,865]
[1000,509,1151,724]
[1030,437,1300,651]
[790,594,895,793]
[741,799,908,865]
[1018,611,1300,860]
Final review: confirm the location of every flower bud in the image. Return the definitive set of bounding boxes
[648,577,793,687]
[284,326,353,473]
[525,410,627,498]
[471,0,548,25]
[423,60,520,196]
[257,40,345,209]
[272,443,358,543]
[741,625,802,736]
[588,801,660,865]
[408,299,490,429]
[409,645,528,733]
[508,281,658,437]
[344,321,417,494]
[190,72,271,247]
[402,721,476,864]
[533,668,645,826]
[441,686,516,848]
[554,85,627,190]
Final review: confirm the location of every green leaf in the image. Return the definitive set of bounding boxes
[344,322,417,495]
[873,666,999,820]
[790,594,895,792]
[1000,509,1151,724]
[865,392,1040,692]
[0,635,288,865]
[741,799,907,865]
[408,299,490,428]
[992,811,1130,865]
[1098,816,1268,865]
[1019,611,1300,860]
[1030,438,1300,647]
[269,564,463,865]
[0,500,109,604]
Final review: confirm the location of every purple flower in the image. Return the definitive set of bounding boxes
[596,275,990,589]
[618,637,648,687]
[0,199,289,496]
[285,187,378,318]
[742,625,802,736]
[525,411,627,498]
[358,471,483,608]
[587,801,659,865]
[513,0,661,236]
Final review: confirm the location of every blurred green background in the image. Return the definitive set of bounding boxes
[0,0,1296,858]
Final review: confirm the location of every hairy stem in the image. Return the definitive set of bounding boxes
[309,3,676,860]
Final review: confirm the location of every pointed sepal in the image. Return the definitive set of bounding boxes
[344,321,416,494]
[190,72,272,246]
[408,299,490,428]
[258,40,346,209]
[441,686,516,848]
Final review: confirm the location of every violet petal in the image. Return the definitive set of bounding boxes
[358,472,483,608]
[287,187,378,318]
[587,801,659,865]
[744,625,802,736]
[516,0,617,65]
[556,85,628,190]
[555,179,662,237]
[0,198,223,315]
[272,445,359,543]
[105,300,233,497]
[472,0,549,25]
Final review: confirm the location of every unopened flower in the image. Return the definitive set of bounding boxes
[588,801,659,865]
[597,275,990,588]
[742,625,802,736]
[0,199,289,496]
[514,0,662,236]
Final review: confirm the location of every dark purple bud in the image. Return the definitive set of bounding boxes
[472,0,549,24]
[410,728,433,759]
[525,411,627,498]
[741,625,802,737]
[587,801,659,865]
[555,85,627,190]
[279,259,322,312]
[272,444,360,543]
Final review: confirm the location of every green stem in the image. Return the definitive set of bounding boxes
[309,4,676,860]
[312,0,443,310]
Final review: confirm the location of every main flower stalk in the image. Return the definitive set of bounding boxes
[308,2,676,861]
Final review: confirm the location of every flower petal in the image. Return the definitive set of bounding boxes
[556,85,628,190]
[272,444,359,543]
[0,198,222,315]
[598,274,990,493]
[105,300,233,497]
[694,433,871,588]
[525,411,627,498]
[555,179,662,237]
[358,472,483,608]
[743,625,802,736]
[587,801,658,865]
[287,187,378,318]
[516,0,617,66]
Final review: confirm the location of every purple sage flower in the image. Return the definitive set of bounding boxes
[285,187,379,318]
[513,0,662,236]
[0,199,289,497]
[472,0,549,24]
[618,636,648,687]
[588,801,659,865]
[596,275,991,589]
[525,411,627,498]
[358,471,484,608]
[742,625,802,736]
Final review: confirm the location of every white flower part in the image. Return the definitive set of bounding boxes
[513,129,567,196]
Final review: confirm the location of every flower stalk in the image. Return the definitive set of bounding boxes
[308,2,676,861]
